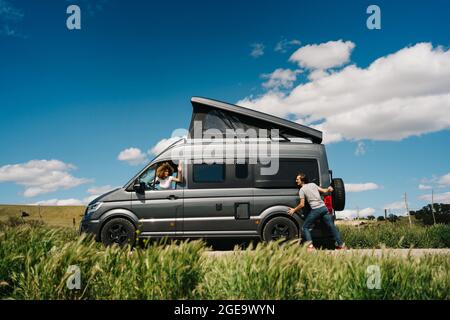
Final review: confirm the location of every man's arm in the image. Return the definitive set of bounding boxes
[288,198,305,216]
[318,186,334,193]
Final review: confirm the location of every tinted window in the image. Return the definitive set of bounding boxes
[235,163,248,179]
[193,164,225,183]
[255,159,319,188]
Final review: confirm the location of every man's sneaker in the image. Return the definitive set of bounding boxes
[335,244,347,250]
[307,243,315,252]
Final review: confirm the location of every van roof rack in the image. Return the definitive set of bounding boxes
[189,97,323,144]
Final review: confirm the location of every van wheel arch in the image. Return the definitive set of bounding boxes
[99,215,138,239]
[100,216,137,247]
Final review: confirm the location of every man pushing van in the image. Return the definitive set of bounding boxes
[288,173,346,251]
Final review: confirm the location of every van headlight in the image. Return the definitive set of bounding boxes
[86,202,103,215]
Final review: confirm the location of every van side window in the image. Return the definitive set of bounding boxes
[255,159,320,188]
[235,163,248,179]
[193,163,225,183]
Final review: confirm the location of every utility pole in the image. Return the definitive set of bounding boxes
[431,189,437,225]
[356,206,360,220]
[404,193,412,226]
[384,208,387,220]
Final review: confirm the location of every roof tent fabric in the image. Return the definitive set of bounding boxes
[188,97,323,144]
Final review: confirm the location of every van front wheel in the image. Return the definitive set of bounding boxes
[262,216,298,242]
[101,218,136,247]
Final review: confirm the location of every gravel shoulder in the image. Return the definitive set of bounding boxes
[204,248,450,258]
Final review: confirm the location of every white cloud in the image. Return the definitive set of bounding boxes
[0,0,23,21]
[354,141,366,156]
[117,147,147,165]
[307,69,329,81]
[289,40,355,70]
[250,43,265,58]
[384,201,405,210]
[275,39,301,53]
[437,173,450,186]
[0,159,90,197]
[85,185,120,204]
[69,0,109,17]
[418,172,450,189]
[335,207,376,220]
[238,42,450,143]
[345,182,379,192]
[33,185,121,206]
[87,185,117,195]
[418,191,450,204]
[261,68,301,91]
[0,0,25,37]
[149,135,186,155]
[34,198,84,206]
[120,130,187,166]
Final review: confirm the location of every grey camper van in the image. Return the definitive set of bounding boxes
[80,97,346,246]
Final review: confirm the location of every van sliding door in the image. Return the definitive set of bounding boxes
[182,162,257,237]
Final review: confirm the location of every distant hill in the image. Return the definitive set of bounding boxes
[0,204,86,228]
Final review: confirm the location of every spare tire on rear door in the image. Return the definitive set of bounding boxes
[331,178,345,211]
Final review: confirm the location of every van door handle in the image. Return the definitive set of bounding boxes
[166,195,178,200]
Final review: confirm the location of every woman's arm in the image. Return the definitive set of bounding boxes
[171,163,183,183]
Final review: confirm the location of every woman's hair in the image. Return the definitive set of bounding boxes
[156,162,174,179]
[297,172,309,184]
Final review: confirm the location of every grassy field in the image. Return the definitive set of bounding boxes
[0,204,85,228]
[0,222,448,300]
[1,204,449,248]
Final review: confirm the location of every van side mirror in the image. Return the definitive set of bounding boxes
[133,180,145,193]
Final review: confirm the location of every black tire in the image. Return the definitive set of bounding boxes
[312,237,336,250]
[262,216,299,242]
[310,218,333,239]
[100,218,136,247]
[332,178,346,211]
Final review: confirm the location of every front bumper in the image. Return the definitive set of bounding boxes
[79,218,101,241]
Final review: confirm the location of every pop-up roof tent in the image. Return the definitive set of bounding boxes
[188,97,323,144]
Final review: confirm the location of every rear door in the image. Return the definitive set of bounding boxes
[252,158,321,217]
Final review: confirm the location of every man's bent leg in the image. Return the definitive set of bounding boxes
[302,208,322,244]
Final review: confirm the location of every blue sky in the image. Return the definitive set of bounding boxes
[0,0,449,218]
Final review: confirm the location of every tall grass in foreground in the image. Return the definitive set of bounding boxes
[197,241,449,299]
[0,223,449,300]
[1,225,204,299]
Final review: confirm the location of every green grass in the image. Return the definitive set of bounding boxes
[338,223,450,248]
[197,242,449,300]
[0,204,85,228]
[0,222,448,300]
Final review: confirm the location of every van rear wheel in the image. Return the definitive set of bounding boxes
[262,216,298,242]
[101,218,136,247]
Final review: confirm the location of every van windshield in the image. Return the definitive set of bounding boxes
[140,165,156,187]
